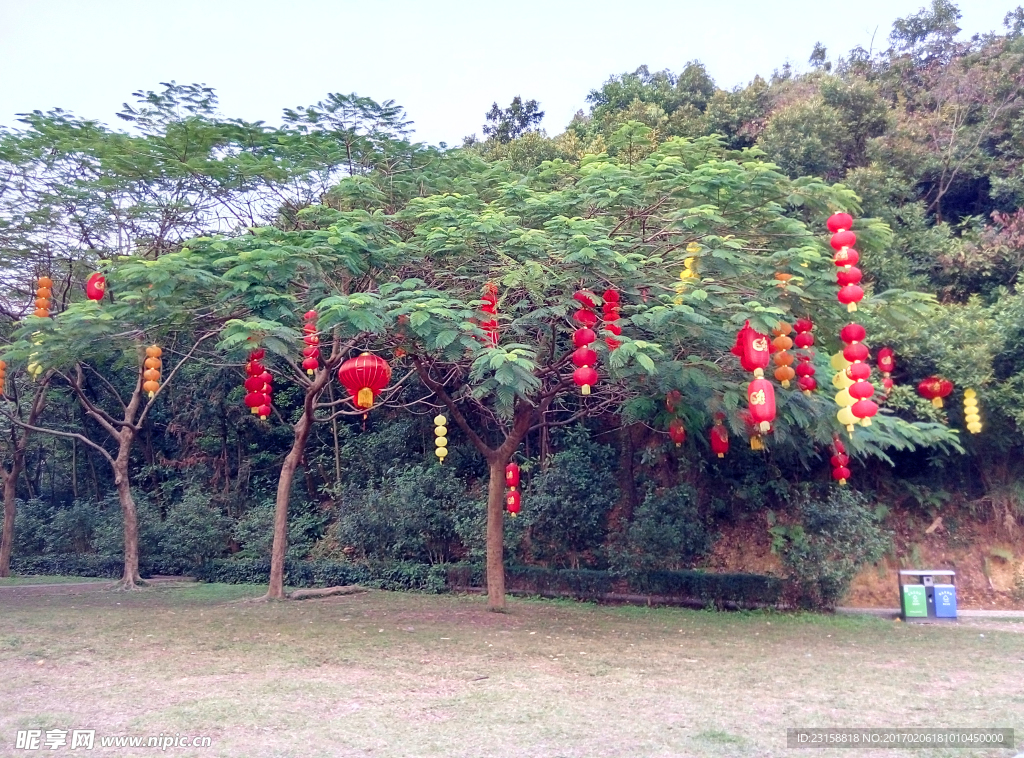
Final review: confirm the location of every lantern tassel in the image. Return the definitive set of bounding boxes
[357,387,374,409]
[932,397,943,408]
[847,303,857,312]
[581,384,591,396]
[718,453,724,459]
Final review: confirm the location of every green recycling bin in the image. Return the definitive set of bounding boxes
[902,584,928,618]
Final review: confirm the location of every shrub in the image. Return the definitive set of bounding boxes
[616,485,713,572]
[159,488,230,573]
[770,487,891,609]
[524,428,620,568]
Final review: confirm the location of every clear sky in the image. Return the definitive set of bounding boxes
[0,0,1014,146]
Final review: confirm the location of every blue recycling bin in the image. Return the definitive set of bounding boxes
[933,584,957,618]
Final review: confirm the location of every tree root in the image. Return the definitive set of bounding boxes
[112,576,148,591]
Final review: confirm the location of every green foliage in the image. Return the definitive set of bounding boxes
[615,485,714,572]
[770,487,891,608]
[523,429,620,568]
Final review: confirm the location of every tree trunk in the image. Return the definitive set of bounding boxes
[267,410,314,600]
[485,457,508,611]
[113,435,143,588]
[0,464,22,577]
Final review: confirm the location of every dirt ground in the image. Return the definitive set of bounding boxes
[709,515,1024,611]
[0,583,1021,757]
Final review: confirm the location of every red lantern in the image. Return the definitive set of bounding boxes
[242,349,273,419]
[573,308,598,327]
[668,418,686,447]
[830,230,856,250]
[877,347,895,395]
[573,365,598,395]
[85,273,105,301]
[836,267,863,287]
[480,283,499,346]
[731,321,770,375]
[747,377,776,434]
[338,352,392,410]
[830,436,850,485]
[838,285,864,311]
[827,212,854,233]
[300,311,319,374]
[602,288,622,350]
[833,248,859,267]
[573,290,597,308]
[918,376,954,408]
[710,422,729,458]
[505,489,521,516]
[573,328,596,348]
[572,346,597,368]
[505,463,520,488]
[847,363,871,381]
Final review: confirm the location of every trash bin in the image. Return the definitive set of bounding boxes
[933,584,957,618]
[898,570,956,622]
[901,584,928,618]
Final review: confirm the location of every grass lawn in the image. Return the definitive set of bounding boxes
[0,582,1021,758]
[0,575,108,586]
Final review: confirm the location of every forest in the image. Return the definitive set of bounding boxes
[1,0,1023,611]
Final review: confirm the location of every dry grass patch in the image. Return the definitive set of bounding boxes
[0,583,1021,757]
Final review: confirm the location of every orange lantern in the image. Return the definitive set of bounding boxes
[142,345,162,398]
[338,353,391,410]
[33,275,52,318]
[771,321,795,387]
[0,360,6,395]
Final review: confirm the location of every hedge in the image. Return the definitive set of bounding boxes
[9,555,787,608]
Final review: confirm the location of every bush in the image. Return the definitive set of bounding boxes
[616,485,713,572]
[331,464,470,563]
[10,554,125,578]
[194,558,449,593]
[523,428,620,567]
[159,488,230,573]
[770,487,891,609]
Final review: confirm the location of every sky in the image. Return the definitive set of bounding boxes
[0,0,1014,146]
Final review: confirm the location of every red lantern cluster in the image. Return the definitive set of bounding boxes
[85,273,105,301]
[572,290,599,395]
[771,321,795,387]
[301,310,320,375]
[733,321,774,446]
[918,376,953,408]
[338,352,391,410]
[794,317,817,395]
[602,289,622,350]
[830,436,851,485]
[710,416,729,458]
[877,347,895,395]
[505,462,521,517]
[828,213,864,313]
[481,283,499,347]
[840,323,878,429]
[243,349,273,420]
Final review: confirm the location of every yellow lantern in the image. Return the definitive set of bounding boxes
[433,414,448,462]
[964,389,982,434]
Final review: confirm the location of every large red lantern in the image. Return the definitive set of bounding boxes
[85,273,105,301]
[338,352,391,410]
[732,321,770,375]
[918,376,953,408]
[747,377,776,434]
[505,489,521,516]
[505,463,520,488]
[710,421,729,458]
[827,213,853,233]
